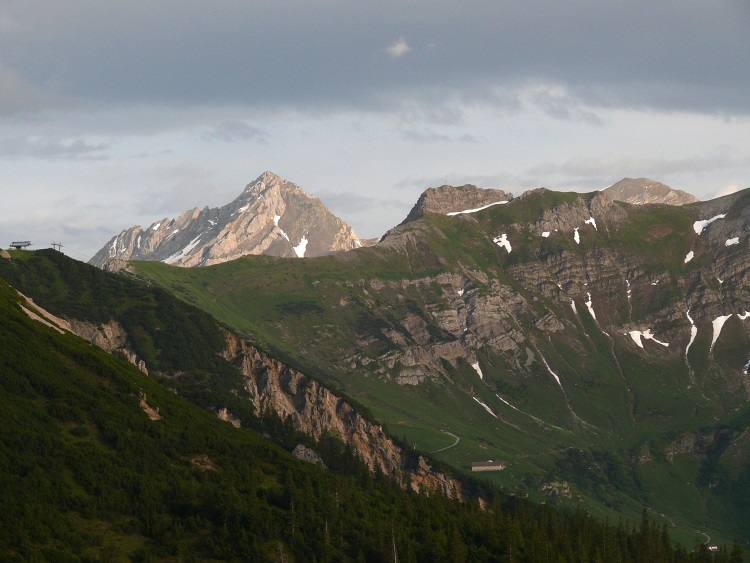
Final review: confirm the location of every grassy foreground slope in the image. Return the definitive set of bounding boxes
[130,190,750,547]
[0,253,713,561]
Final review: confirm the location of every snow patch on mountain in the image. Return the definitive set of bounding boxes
[471,361,484,379]
[685,313,698,359]
[710,315,733,353]
[574,228,580,244]
[726,237,740,246]
[629,329,669,349]
[493,234,512,253]
[585,293,597,321]
[585,216,598,230]
[540,355,563,390]
[165,235,203,265]
[293,236,309,258]
[446,200,508,215]
[473,397,498,418]
[693,214,726,234]
[684,251,694,263]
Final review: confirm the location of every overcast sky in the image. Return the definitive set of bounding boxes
[2,1,750,260]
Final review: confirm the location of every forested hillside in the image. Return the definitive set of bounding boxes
[0,250,741,559]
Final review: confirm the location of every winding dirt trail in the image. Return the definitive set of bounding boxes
[431,431,460,453]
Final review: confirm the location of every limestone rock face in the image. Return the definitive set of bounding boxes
[603,177,699,206]
[89,171,362,268]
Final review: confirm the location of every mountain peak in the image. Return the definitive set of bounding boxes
[90,172,362,268]
[603,177,699,206]
[246,170,289,189]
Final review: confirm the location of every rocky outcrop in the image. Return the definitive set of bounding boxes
[410,456,462,498]
[100,258,133,273]
[522,190,628,234]
[663,431,723,461]
[541,480,572,498]
[12,288,150,374]
[603,177,698,206]
[292,444,327,468]
[222,331,463,495]
[89,171,363,268]
[15,291,71,334]
[67,318,149,374]
[139,392,162,421]
[216,407,242,428]
[398,184,513,226]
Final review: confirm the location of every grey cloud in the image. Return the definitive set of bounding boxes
[1,1,748,119]
[130,149,174,159]
[0,62,47,115]
[384,38,412,59]
[202,121,268,144]
[317,191,410,215]
[134,164,225,215]
[398,127,480,144]
[522,85,604,125]
[0,135,108,160]
[529,149,749,183]
[316,191,417,238]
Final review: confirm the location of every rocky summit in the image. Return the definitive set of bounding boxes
[603,177,699,206]
[398,183,513,226]
[89,171,362,268]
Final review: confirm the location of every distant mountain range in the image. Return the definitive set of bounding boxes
[90,174,699,270]
[89,172,362,269]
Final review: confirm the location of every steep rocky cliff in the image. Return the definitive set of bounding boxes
[89,171,362,268]
[222,331,462,496]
